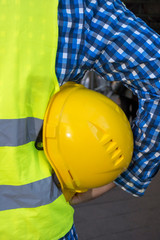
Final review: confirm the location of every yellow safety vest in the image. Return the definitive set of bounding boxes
[0,1,74,239]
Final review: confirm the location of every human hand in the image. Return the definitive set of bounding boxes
[70,182,116,205]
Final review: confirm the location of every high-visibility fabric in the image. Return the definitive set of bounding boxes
[0,1,74,239]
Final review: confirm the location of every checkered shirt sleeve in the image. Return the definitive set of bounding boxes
[59,224,78,240]
[56,0,160,197]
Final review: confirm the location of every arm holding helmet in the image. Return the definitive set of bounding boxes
[55,0,160,204]
[70,0,160,202]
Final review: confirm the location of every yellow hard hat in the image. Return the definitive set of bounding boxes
[43,82,133,201]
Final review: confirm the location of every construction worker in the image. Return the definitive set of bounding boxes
[0,1,160,240]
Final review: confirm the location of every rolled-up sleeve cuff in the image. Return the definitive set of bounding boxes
[114,169,152,197]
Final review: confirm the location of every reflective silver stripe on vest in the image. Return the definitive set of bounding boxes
[0,118,43,146]
[0,176,62,211]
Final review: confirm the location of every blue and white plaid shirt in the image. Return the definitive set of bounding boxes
[57,0,160,238]
[56,0,160,198]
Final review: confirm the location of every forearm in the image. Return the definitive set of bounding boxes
[70,182,116,205]
[115,93,160,196]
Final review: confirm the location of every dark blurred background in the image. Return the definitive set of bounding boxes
[74,174,160,240]
[74,1,160,239]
